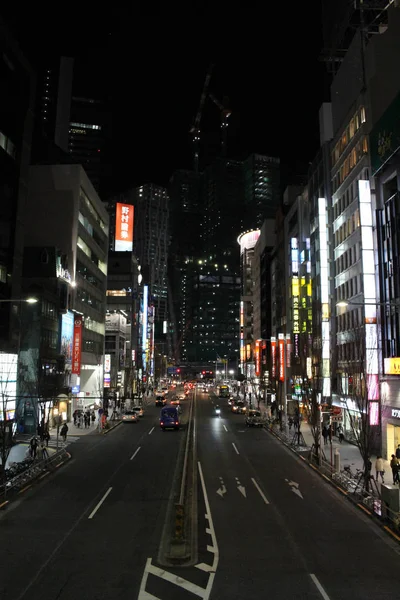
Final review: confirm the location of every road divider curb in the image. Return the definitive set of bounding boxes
[264,425,400,545]
[102,420,122,435]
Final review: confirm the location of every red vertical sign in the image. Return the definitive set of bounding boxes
[72,314,82,375]
[271,337,276,378]
[278,334,285,382]
[255,339,261,377]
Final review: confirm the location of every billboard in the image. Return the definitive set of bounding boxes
[72,314,83,375]
[61,311,74,369]
[255,339,261,377]
[115,203,134,251]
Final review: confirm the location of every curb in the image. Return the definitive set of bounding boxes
[265,425,400,544]
[102,420,122,435]
[0,452,72,511]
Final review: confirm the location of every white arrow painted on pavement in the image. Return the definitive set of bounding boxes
[217,477,227,498]
[235,477,247,498]
[285,478,303,499]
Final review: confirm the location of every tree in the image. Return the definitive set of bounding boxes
[0,353,18,489]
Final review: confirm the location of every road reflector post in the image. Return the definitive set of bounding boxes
[334,448,340,473]
[173,503,185,542]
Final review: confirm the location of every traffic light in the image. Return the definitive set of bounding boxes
[202,371,206,375]
[177,368,180,373]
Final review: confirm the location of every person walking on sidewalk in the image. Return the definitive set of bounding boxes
[375,456,385,483]
[322,425,329,445]
[29,436,38,459]
[337,424,344,443]
[60,423,68,443]
[396,445,400,460]
[390,454,399,484]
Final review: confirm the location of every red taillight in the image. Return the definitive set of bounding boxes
[175,422,179,425]
[160,422,164,425]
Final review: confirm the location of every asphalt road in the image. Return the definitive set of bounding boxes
[1,388,400,600]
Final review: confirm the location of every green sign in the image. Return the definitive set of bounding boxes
[370,91,400,175]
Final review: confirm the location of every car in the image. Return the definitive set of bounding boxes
[177,393,186,401]
[231,401,246,414]
[122,411,139,423]
[155,395,167,407]
[131,406,144,418]
[245,409,263,427]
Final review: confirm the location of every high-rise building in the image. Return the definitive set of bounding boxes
[0,18,35,352]
[134,184,169,328]
[242,154,280,230]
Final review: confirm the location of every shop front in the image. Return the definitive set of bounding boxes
[332,396,362,443]
[382,406,400,460]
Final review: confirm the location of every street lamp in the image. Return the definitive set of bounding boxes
[0,297,38,304]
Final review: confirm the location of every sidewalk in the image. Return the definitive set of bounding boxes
[6,444,56,468]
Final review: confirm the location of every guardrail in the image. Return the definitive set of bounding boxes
[1,447,70,505]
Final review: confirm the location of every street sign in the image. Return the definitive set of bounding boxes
[331,415,343,422]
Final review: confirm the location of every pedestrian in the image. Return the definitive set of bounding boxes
[84,413,89,428]
[337,424,344,443]
[375,455,385,482]
[79,413,84,429]
[288,416,293,431]
[322,425,329,445]
[43,428,50,447]
[90,409,96,425]
[73,410,78,426]
[60,423,68,442]
[396,445,400,460]
[29,436,38,459]
[390,454,399,484]
[41,442,49,460]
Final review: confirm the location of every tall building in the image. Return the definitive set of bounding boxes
[134,184,169,329]
[242,154,280,230]
[0,18,35,353]
[25,164,109,417]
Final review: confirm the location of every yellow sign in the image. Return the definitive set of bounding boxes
[384,357,400,375]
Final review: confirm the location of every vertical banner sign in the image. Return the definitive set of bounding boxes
[286,334,291,369]
[278,333,285,382]
[255,339,261,377]
[72,314,82,375]
[271,337,276,378]
[115,203,134,251]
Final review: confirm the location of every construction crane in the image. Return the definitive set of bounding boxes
[208,93,232,157]
[190,64,214,172]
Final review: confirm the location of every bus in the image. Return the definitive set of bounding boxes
[218,385,230,398]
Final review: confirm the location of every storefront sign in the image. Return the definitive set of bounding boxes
[278,334,285,382]
[271,337,276,378]
[392,409,400,419]
[369,401,380,426]
[255,339,261,377]
[115,203,134,251]
[384,357,400,375]
[104,354,111,374]
[72,315,82,375]
[286,334,291,369]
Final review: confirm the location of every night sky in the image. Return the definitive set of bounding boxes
[3,3,330,195]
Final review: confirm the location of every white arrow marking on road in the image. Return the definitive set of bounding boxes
[235,477,246,498]
[285,478,304,499]
[216,477,227,498]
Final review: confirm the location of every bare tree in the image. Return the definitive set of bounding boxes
[0,354,18,487]
[337,327,379,490]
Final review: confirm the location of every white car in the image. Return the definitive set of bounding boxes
[131,406,144,418]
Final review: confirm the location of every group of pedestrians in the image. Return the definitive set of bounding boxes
[389,445,400,484]
[72,408,96,428]
[28,435,50,461]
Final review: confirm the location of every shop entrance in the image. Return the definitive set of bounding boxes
[387,424,400,459]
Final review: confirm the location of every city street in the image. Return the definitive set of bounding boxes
[1,390,400,600]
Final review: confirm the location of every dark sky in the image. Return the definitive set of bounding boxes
[3,3,330,194]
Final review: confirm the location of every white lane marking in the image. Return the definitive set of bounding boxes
[223,424,228,432]
[310,574,331,600]
[232,442,239,455]
[88,487,112,519]
[130,446,141,461]
[138,558,161,599]
[198,461,219,599]
[251,477,270,505]
[216,476,227,498]
[235,477,246,498]
[285,478,304,499]
[147,563,206,598]
[148,427,155,435]
[195,563,215,573]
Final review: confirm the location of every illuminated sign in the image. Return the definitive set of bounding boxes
[271,337,276,378]
[286,334,291,368]
[369,401,379,426]
[104,374,111,388]
[255,339,261,377]
[115,203,134,251]
[291,238,299,274]
[61,311,74,369]
[72,314,82,375]
[237,230,260,253]
[384,357,400,375]
[142,285,148,370]
[104,354,111,374]
[278,334,285,382]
